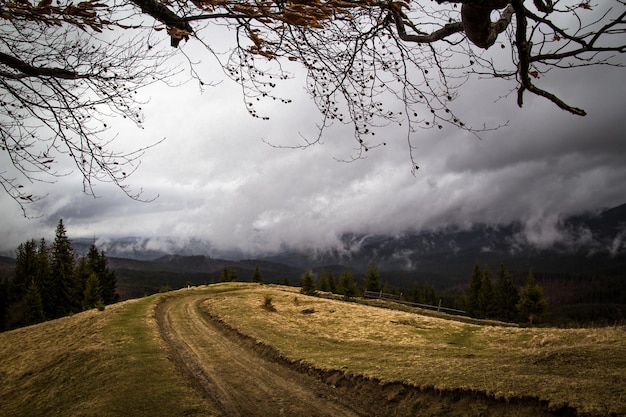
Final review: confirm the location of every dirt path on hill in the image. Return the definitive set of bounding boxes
[156,293,365,417]
[155,291,573,417]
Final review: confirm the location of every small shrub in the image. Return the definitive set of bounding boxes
[96,300,106,311]
[159,285,173,293]
[261,294,276,312]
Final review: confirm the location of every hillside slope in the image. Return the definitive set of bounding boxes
[1,284,624,416]
[0,295,216,417]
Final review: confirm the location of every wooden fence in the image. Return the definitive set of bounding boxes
[363,290,466,315]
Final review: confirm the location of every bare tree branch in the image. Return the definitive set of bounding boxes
[1,0,625,212]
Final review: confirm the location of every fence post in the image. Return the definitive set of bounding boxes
[437,299,442,312]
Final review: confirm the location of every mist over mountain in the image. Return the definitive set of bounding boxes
[3,204,623,323]
[75,203,626,276]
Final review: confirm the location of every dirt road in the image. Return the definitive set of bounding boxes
[156,290,571,417]
[156,293,366,417]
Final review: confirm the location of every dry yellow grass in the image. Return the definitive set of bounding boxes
[0,294,217,417]
[205,285,626,416]
[1,283,623,416]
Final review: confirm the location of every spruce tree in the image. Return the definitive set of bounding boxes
[251,265,263,284]
[75,257,91,310]
[300,269,317,296]
[50,219,77,317]
[101,268,118,304]
[87,245,118,304]
[220,267,230,282]
[229,267,238,282]
[0,278,8,331]
[517,271,548,325]
[6,240,49,328]
[422,282,438,305]
[478,265,494,318]
[82,273,102,310]
[24,279,46,326]
[317,271,331,292]
[327,270,337,294]
[408,283,422,304]
[465,263,483,317]
[338,271,357,300]
[34,238,54,318]
[364,260,381,293]
[12,240,38,303]
[494,264,520,322]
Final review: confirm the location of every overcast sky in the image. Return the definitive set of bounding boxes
[1,17,625,257]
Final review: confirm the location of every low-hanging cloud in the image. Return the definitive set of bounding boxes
[1,43,625,258]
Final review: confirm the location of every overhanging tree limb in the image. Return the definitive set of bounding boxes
[0,52,80,79]
[1,0,625,212]
[511,0,586,116]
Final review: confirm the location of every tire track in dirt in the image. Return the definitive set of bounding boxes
[156,293,364,417]
[156,290,578,417]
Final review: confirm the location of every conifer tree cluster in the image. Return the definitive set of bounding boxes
[0,220,118,331]
[299,268,358,300]
[406,283,439,306]
[316,270,337,294]
[337,271,358,300]
[220,266,239,282]
[465,263,547,324]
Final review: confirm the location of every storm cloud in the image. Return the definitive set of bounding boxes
[1,35,625,258]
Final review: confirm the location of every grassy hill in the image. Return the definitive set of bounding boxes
[0,294,216,417]
[1,283,624,416]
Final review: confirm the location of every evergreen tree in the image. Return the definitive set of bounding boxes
[327,270,337,294]
[0,278,7,331]
[478,265,494,318]
[5,240,39,328]
[87,245,118,304]
[23,279,46,326]
[12,240,38,303]
[102,264,118,303]
[338,271,357,300]
[251,265,263,284]
[82,273,102,310]
[229,267,238,282]
[317,271,330,292]
[408,283,423,304]
[364,260,381,293]
[465,263,483,318]
[50,219,77,317]
[494,264,520,322]
[220,267,230,282]
[422,282,438,305]
[517,271,548,325]
[34,238,54,318]
[300,269,317,296]
[74,256,91,309]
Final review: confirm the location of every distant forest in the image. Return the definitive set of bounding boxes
[0,220,118,332]
[112,256,623,326]
[1,220,624,329]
